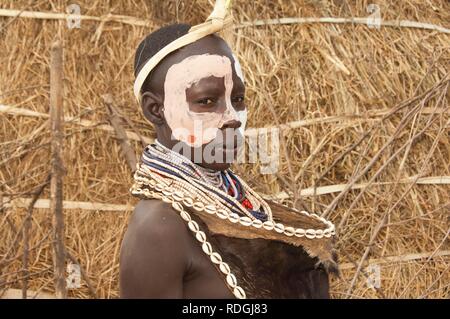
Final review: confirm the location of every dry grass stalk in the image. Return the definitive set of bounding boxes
[339,250,450,270]
[21,174,50,298]
[236,17,450,34]
[102,94,137,172]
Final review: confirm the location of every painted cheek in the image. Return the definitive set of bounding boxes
[188,134,196,145]
[163,54,235,147]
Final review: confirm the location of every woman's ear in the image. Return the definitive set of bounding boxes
[141,91,165,125]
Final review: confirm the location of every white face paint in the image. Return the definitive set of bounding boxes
[232,53,245,84]
[237,110,247,135]
[233,54,246,136]
[163,53,245,147]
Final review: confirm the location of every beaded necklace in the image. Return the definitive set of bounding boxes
[142,141,272,221]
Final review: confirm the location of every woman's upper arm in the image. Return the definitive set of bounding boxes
[119,200,190,298]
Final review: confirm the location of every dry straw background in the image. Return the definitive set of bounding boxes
[1,0,449,298]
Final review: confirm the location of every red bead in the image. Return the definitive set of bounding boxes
[242,198,253,210]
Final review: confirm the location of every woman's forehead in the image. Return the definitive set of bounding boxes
[179,35,233,59]
[165,54,232,85]
[149,35,244,95]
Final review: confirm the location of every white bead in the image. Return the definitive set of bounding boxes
[193,201,205,211]
[179,211,191,222]
[274,223,285,233]
[228,213,240,223]
[323,229,331,238]
[252,219,263,229]
[202,242,213,255]
[188,220,199,232]
[216,209,229,220]
[226,273,237,288]
[195,231,206,243]
[239,216,252,227]
[295,228,305,237]
[233,286,246,299]
[219,262,231,275]
[305,229,316,239]
[210,252,222,264]
[263,221,274,230]
[284,226,295,236]
[155,183,164,191]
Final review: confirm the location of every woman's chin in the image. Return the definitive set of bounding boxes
[198,161,233,172]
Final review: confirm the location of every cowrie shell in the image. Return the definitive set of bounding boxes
[295,228,306,237]
[239,216,252,227]
[204,204,217,215]
[202,242,212,255]
[226,273,237,288]
[233,287,246,299]
[219,262,231,275]
[179,211,191,222]
[228,213,240,223]
[195,231,206,242]
[216,209,229,220]
[252,219,263,229]
[182,197,194,207]
[274,223,285,233]
[263,221,274,230]
[210,252,222,264]
[172,191,184,201]
[193,202,205,211]
[305,229,316,239]
[171,201,183,212]
[188,221,199,232]
[284,226,295,236]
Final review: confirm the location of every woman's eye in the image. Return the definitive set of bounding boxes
[197,98,215,105]
[233,96,245,103]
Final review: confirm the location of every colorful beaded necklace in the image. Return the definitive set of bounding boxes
[141,141,271,222]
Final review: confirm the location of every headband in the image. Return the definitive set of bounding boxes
[133,0,233,102]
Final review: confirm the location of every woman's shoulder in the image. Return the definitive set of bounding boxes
[129,199,190,243]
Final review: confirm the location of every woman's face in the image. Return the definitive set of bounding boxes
[164,53,246,148]
[143,35,247,171]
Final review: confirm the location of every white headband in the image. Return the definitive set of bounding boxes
[133,0,233,103]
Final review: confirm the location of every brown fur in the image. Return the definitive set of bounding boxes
[188,201,339,299]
